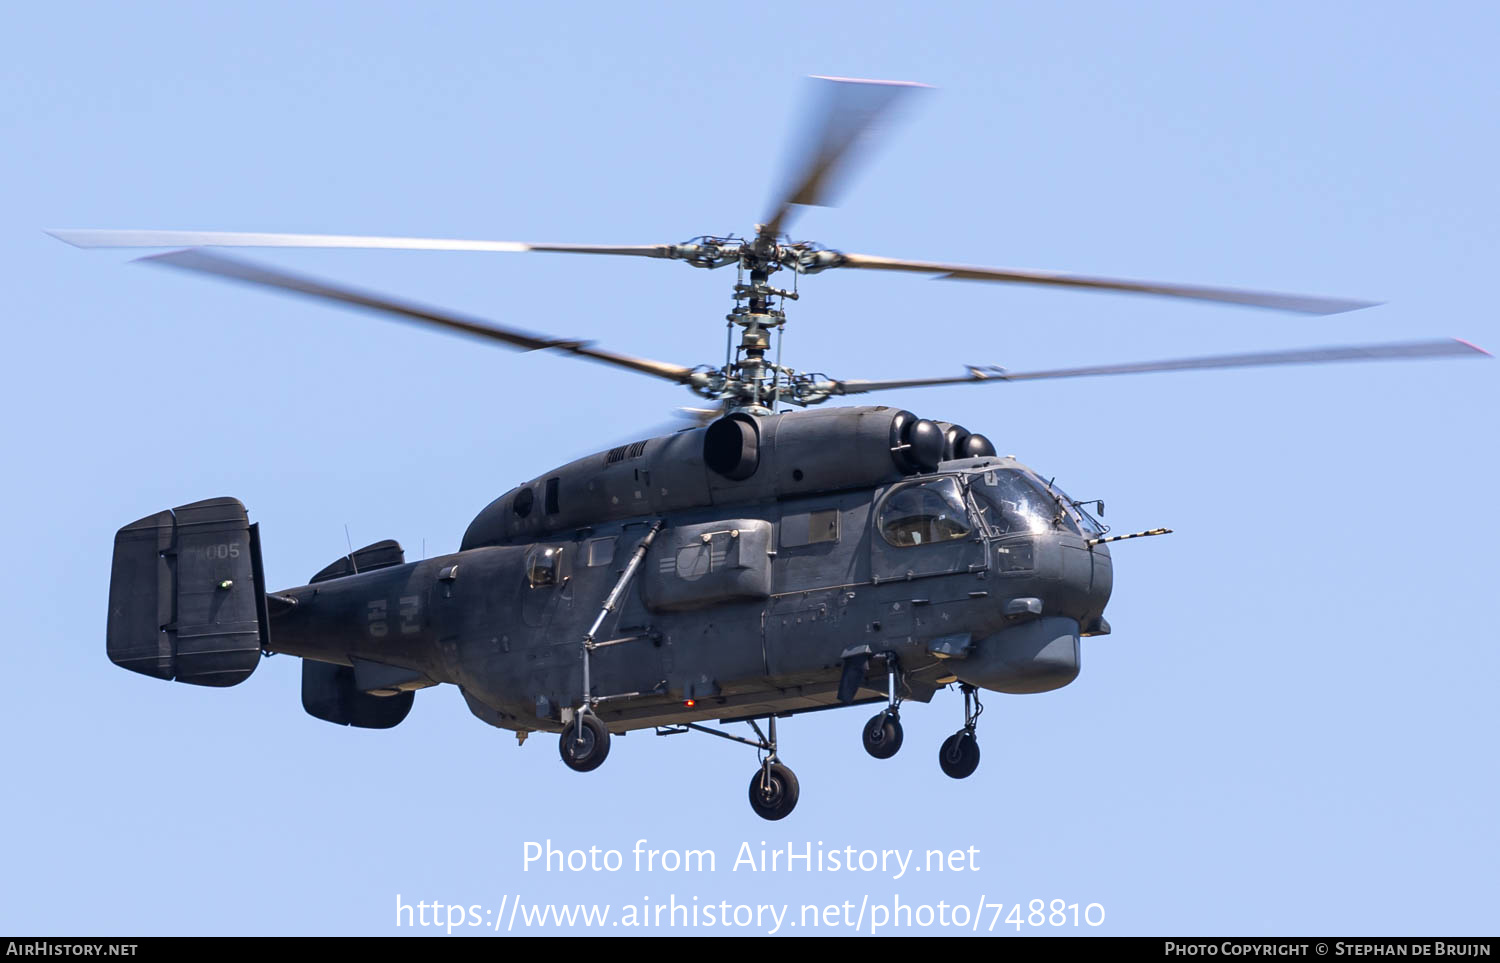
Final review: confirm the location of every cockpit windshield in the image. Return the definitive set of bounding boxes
[971,469,1102,537]
[881,470,1104,546]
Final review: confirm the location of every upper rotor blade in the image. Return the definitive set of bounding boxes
[139,248,696,384]
[47,229,677,259]
[761,76,929,238]
[828,339,1490,395]
[832,252,1379,315]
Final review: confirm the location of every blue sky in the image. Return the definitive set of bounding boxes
[2,1,1496,936]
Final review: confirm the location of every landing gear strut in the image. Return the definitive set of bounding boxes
[658,714,799,821]
[748,764,799,820]
[938,683,982,779]
[861,655,904,759]
[560,519,664,775]
[747,717,799,820]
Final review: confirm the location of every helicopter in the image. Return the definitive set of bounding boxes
[53,77,1488,821]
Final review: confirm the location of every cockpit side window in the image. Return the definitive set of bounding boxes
[526,545,565,588]
[878,477,972,547]
[1051,483,1106,536]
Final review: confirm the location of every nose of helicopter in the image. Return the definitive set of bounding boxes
[956,533,1112,694]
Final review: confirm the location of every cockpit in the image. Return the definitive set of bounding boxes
[877,468,1105,548]
[876,477,972,546]
[972,468,1105,538]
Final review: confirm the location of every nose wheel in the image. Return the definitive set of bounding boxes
[938,729,981,779]
[938,684,983,779]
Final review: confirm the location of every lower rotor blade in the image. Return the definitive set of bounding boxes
[828,339,1489,395]
[47,229,677,259]
[833,252,1379,315]
[140,248,696,384]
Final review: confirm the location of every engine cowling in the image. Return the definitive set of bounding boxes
[462,405,1004,548]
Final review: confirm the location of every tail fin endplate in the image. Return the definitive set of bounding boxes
[106,497,265,687]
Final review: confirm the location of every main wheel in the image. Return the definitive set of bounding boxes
[747,762,800,821]
[938,729,981,779]
[862,711,904,759]
[559,714,611,772]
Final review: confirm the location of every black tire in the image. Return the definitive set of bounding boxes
[938,729,981,779]
[862,711,904,759]
[559,714,611,772]
[748,762,800,821]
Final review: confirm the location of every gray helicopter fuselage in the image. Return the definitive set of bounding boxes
[263,405,1113,735]
[80,72,1483,821]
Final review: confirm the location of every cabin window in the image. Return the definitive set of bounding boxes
[513,488,534,518]
[992,539,1035,572]
[878,478,972,547]
[544,477,560,515]
[586,536,616,568]
[781,508,840,547]
[526,546,564,588]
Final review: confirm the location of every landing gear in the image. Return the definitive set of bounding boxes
[863,711,903,758]
[748,761,800,821]
[559,713,611,772]
[747,715,798,820]
[938,683,983,779]
[562,519,663,775]
[656,713,799,821]
[938,729,980,779]
[861,654,905,759]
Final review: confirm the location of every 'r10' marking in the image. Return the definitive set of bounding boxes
[368,597,422,638]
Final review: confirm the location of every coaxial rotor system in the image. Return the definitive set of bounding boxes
[47,76,1488,411]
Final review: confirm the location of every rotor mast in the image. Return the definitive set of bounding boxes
[723,228,797,413]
